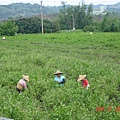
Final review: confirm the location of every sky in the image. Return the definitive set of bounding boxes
[0,0,119,6]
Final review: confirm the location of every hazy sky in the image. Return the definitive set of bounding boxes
[0,0,119,6]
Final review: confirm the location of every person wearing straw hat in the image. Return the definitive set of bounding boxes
[77,75,90,90]
[16,75,30,93]
[54,70,65,86]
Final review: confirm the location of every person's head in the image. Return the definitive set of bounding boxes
[77,75,86,82]
[56,73,61,78]
[22,75,30,82]
[54,70,63,78]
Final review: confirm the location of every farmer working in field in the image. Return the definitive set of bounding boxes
[77,75,90,90]
[16,75,30,93]
[54,70,65,86]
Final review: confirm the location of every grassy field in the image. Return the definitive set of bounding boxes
[0,32,120,120]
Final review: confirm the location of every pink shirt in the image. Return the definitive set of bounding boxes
[19,79,27,88]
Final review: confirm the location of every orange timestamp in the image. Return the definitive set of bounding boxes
[96,106,120,112]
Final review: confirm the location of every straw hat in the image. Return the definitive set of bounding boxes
[77,75,86,82]
[22,75,30,82]
[54,70,63,75]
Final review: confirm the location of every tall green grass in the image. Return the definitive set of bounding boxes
[0,32,120,119]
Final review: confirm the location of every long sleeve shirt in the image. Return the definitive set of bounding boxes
[17,79,27,90]
[82,79,90,89]
[82,79,89,87]
[54,75,65,85]
[19,79,27,88]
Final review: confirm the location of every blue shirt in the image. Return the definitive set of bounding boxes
[54,75,65,85]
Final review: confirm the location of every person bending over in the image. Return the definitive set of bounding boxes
[16,75,30,93]
[77,75,90,90]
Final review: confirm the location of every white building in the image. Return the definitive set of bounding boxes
[100,6,106,13]
[93,6,107,15]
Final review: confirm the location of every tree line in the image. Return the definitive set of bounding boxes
[59,2,120,32]
[59,2,93,30]
[0,16,60,36]
[15,17,59,34]
[0,3,120,36]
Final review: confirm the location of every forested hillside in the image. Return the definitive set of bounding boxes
[0,2,120,20]
[0,3,62,20]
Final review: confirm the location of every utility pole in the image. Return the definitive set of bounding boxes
[40,0,44,34]
[72,14,75,31]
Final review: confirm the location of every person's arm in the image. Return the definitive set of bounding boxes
[54,77,60,84]
[54,77,58,82]
[59,76,65,84]
[86,84,90,90]
[85,80,90,89]
[82,81,86,87]
[19,79,27,89]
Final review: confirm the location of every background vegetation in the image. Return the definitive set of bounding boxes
[58,3,120,32]
[0,32,120,119]
[0,2,120,20]
[14,17,60,34]
[0,2,120,36]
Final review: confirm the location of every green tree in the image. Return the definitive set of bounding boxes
[101,13,110,32]
[101,12,120,32]
[83,25,95,32]
[0,23,2,36]
[86,4,93,25]
[92,21,101,31]
[59,1,68,30]
[15,16,60,34]
[110,18,119,32]
[77,3,87,29]
[59,3,93,30]
[0,20,18,36]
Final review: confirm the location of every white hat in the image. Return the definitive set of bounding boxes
[54,70,63,75]
[77,75,86,82]
[22,75,30,82]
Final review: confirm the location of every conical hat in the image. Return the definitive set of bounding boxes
[77,75,86,82]
[54,70,63,75]
[22,75,30,82]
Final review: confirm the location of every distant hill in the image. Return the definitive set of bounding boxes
[0,2,120,20]
[0,3,62,20]
[93,2,120,12]
[106,2,120,12]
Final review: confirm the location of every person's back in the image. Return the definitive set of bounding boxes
[17,79,27,91]
[82,79,89,87]
[16,75,30,93]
